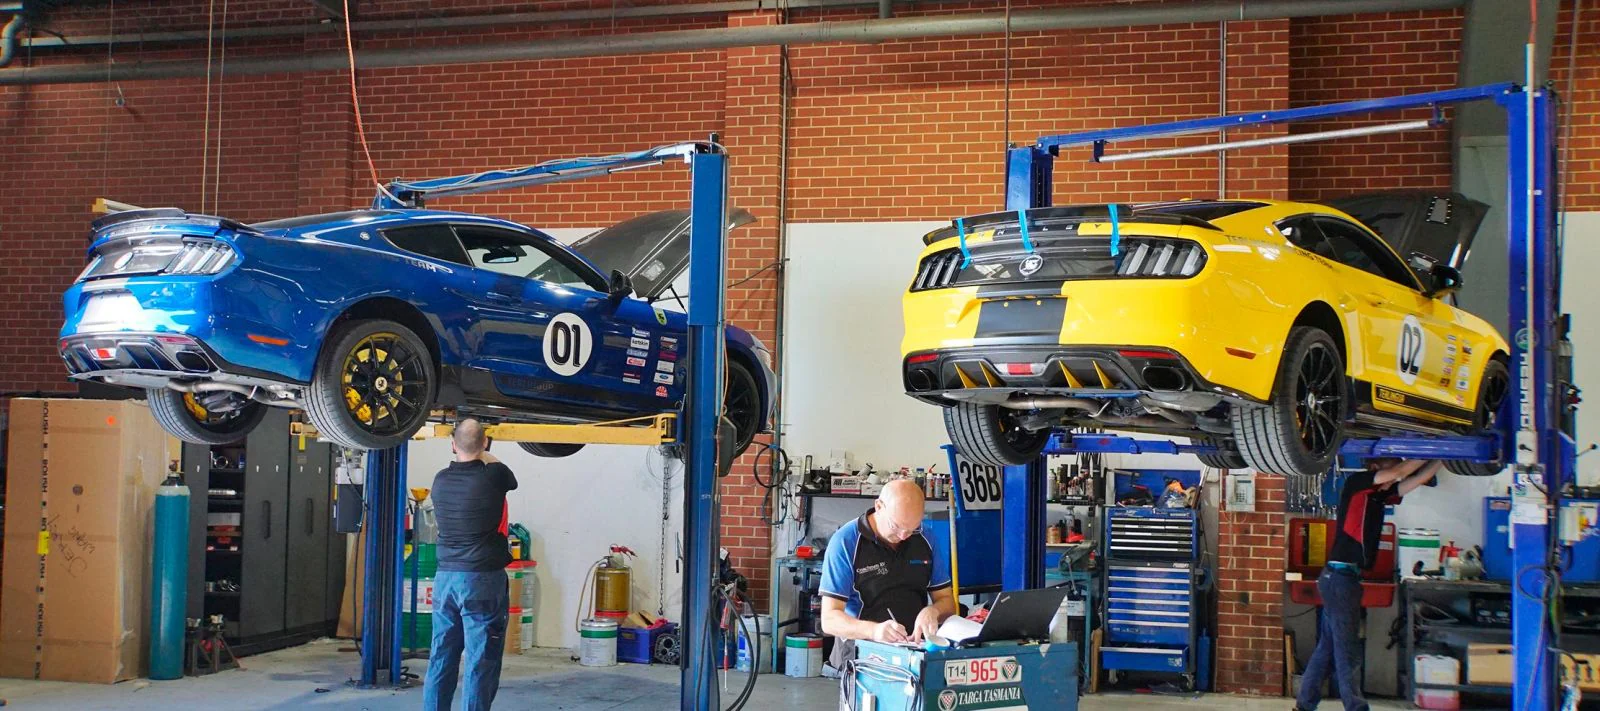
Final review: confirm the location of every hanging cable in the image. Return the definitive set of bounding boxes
[199,0,215,213]
[343,0,401,206]
[1001,0,1011,167]
[1556,0,1582,263]
[211,0,228,215]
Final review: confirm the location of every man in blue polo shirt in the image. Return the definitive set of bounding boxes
[819,479,956,669]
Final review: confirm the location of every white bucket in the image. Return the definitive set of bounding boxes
[784,634,824,678]
[517,609,535,653]
[1413,654,1460,710]
[735,614,772,672]
[1398,528,1442,578]
[579,618,619,667]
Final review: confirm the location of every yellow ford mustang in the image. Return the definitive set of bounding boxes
[902,193,1509,477]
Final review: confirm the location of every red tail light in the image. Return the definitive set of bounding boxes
[1118,349,1176,360]
[1004,363,1037,375]
[907,353,939,365]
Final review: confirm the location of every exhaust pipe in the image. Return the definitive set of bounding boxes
[166,381,301,408]
[998,397,1100,411]
[906,368,936,392]
[1141,365,1189,392]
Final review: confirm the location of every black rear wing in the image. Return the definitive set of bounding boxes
[922,204,1219,246]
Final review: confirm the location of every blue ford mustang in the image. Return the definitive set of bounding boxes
[59,206,775,453]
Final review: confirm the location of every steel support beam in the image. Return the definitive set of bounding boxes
[360,443,407,688]
[1004,146,1053,212]
[0,0,1465,85]
[681,149,729,711]
[1000,458,1046,591]
[1502,86,1561,711]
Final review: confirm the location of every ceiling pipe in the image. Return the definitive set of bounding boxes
[20,0,901,50]
[0,0,1464,86]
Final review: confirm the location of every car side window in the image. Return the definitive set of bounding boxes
[1314,217,1420,289]
[1277,216,1328,253]
[454,225,604,291]
[383,224,471,266]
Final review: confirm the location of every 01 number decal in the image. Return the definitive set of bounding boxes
[953,455,1003,511]
[1397,315,1425,386]
[543,312,592,377]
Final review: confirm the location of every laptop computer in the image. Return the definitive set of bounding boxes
[937,586,1072,647]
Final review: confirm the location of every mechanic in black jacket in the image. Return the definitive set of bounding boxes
[1295,458,1442,711]
[423,419,520,711]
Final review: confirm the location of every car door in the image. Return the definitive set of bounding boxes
[453,223,666,414]
[1311,216,1475,422]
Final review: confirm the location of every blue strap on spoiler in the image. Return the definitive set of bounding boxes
[1109,203,1122,257]
[956,217,972,268]
[1016,209,1036,255]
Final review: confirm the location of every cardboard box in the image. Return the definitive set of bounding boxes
[1,399,169,683]
[831,475,862,495]
[1468,644,1600,691]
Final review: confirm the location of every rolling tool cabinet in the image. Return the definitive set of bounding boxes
[1099,507,1202,690]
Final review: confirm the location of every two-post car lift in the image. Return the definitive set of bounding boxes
[347,141,735,711]
[984,83,1576,708]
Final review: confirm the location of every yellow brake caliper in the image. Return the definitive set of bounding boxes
[343,335,404,426]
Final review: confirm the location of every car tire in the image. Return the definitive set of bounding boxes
[1195,437,1248,470]
[1231,326,1347,477]
[518,442,585,458]
[147,387,267,445]
[724,359,763,458]
[1446,358,1510,477]
[944,402,1051,466]
[304,319,437,450]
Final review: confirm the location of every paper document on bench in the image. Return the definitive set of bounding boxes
[926,615,983,647]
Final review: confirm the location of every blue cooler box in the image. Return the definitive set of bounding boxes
[1482,497,1600,583]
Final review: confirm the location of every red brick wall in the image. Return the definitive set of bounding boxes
[1554,0,1600,210]
[1215,473,1289,695]
[1286,9,1463,202]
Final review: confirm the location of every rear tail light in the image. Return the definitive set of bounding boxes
[911,250,963,291]
[166,241,237,274]
[907,353,939,365]
[1002,362,1042,376]
[1116,239,1207,277]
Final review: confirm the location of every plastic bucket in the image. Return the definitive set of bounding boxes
[735,614,772,672]
[784,634,823,678]
[1413,654,1460,709]
[580,618,619,667]
[1398,528,1441,578]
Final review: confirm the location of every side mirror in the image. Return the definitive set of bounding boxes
[607,269,634,304]
[1425,264,1463,299]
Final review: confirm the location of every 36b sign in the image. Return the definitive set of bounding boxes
[953,454,1003,511]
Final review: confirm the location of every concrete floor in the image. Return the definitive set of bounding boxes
[0,639,1415,710]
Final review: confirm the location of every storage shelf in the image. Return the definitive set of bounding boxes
[800,492,948,504]
[209,468,245,475]
[1414,682,1510,694]
[1047,497,1099,506]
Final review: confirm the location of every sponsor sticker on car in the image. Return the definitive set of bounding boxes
[631,328,650,338]
[655,385,669,397]
[626,357,647,367]
[623,374,641,385]
[660,351,678,362]
[630,337,651,350]
[627,348,649,358]
[654,308,668,325]
[1457,378,1471,391]
[661,337,678,353]
[653,372,674,385]
[543,312,592,377]
[656,360,674,373]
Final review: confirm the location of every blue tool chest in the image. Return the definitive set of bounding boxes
[1100,507,1200,687]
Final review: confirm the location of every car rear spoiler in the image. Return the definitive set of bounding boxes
[90,208,261,236]
[922,204,1218,245]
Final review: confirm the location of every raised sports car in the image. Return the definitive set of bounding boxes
[901,193,1509,477]
[59,206,775,454]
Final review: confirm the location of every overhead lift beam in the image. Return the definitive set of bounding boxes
[1006,83,1572,709]
[347,141,732,709]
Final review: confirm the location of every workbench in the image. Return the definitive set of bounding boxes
[849,638,1078,711]
[1398,578,1600,701]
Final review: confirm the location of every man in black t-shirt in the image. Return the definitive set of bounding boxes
[423,419,519,711]
[1295,458,1441,711]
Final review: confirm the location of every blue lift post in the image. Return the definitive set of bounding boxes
[1004,83,1574,708]
[350,142,733,705]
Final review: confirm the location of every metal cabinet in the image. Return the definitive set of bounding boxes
[286,437,333,631]
[1099,507,1201,688]
[241,409,290,639]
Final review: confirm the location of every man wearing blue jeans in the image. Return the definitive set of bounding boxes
[424,419,519,711]
[1295,458,1441,711]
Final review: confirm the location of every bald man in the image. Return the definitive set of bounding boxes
[424,419,520,711]
[819,479,957,669]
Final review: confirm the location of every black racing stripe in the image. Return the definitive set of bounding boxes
[1371,383,1475,422]
[973,297,1066,340]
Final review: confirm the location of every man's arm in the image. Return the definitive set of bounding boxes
[912,587,958,642]
[1372,459,1427,486]
[1394,460,1444,496]
[821,597,907,643]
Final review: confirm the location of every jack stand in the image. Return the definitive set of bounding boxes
[184,615,241,677]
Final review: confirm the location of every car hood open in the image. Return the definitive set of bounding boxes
[1329,191,1488,270]
[567,207,756,300]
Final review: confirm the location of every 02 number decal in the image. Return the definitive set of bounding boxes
[543,312,592,377]
[1396,315,1425,386]
[953,455,1003,510]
